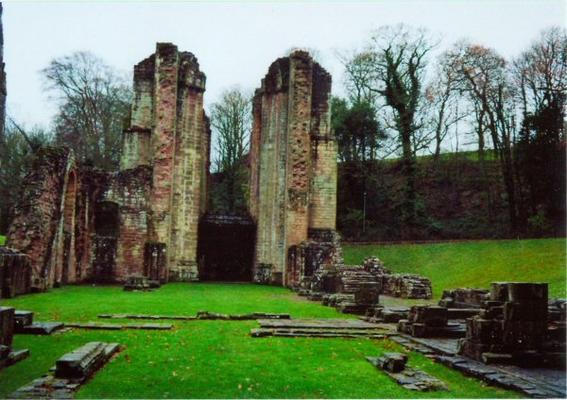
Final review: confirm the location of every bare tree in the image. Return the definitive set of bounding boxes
[338,50,379,106]
[210,87,252,212]
[425,51,468,160]
[512,27,567,115]
[0,119,52,232]
[513,27,567,234]
[42,51,131,170]
[446,42,520,231]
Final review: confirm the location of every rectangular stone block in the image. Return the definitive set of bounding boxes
[14,310,33,330]
[55,342,109,380]
[0,307,14,347]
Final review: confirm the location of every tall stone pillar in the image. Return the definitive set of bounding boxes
[148,43,179,260]
[308,64,336,230]
[250,51,337,286]
[168,53,207,281]
[284,52,313,263]
[120,56,154,170]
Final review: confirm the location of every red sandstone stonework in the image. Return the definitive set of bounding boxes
[249,51,338,286]
[6,47,337,291]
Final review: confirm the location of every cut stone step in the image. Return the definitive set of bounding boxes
[11,341,121,399]
[257,318,381,330]
[17,322,65,335]
[65,323,172,331]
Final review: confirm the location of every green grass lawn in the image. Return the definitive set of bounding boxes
[0,283,516,399]
[344,238,566,299]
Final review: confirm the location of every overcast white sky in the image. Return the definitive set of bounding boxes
[4,0,566,128]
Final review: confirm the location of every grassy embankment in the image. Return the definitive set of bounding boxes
[343,238,566,299]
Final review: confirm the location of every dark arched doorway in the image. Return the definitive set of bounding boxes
[197,213,256,281]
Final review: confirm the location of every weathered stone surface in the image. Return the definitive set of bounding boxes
[123,275,155,291]
[14,310,33,330]
[439,288,489,309]
[0,306,14,347]
[458,282,563,367]
[195,311,290,320]
[251,328,385,339]
[398,305,468,338]
[257,318,381,330]
[64,323,172,331]
[0,248,31,298]
[365,306,410,323]
[373,352,408,373]
[6,43,210,291]
[382,274,432,299]
[98,311,290,321]
[253,317,393,338]
[17,322,65,335]
[366,354,448,391]
[0,307,29,371]
[12,342,120,399]
[249,51,338,287]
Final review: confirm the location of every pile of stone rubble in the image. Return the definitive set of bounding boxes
[295,255,432,315]
[458,282,565,367]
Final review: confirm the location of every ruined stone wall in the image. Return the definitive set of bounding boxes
[6,148,76,290]
[101,167,152,281]
[120,43,208,282]
[250,51,337,286]
[309,65,336,229]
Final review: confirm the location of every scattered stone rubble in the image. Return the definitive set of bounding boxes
[382,274,433,299]
[0,247,31,298]
[398,306,466,338]
[458,282,565,367]
[0,306,29,370]
[123,275,160,291]
[294,255,432,316]
[390,335,566,398]
[439,288,489,308]
[11,341,120,399]
[366,352,448,391]
[364,306,411,323]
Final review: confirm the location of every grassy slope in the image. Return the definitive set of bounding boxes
[0,283,514,399]
[344,238,566,299]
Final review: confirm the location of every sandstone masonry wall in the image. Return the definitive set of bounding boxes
[249,51,337,286]
[7,43,210,289]
[120,43,209,282]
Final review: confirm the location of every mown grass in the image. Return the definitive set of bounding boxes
[0,283,516,398]
[344,238,566,299]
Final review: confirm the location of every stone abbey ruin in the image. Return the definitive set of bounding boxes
[2,43,342,292]
[0,35,565,398]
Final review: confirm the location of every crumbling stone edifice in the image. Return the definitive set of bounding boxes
[4,47,341,292]
[6,43,210,289]
[249,51,338,286]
